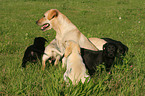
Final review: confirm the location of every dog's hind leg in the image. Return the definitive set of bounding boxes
[42,54,50,70]
[22,57,28,68]
[54,55,61,66]
[22,61,27,68]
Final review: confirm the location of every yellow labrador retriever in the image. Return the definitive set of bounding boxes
[36,9,98,54]
[63,40,90,85]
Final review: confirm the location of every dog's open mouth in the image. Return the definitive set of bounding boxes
[41,23,50,31]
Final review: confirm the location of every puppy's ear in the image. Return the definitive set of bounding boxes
[64,46,72,58]
[47,9,58,20]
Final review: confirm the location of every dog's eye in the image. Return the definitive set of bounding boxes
[43,15,45,17]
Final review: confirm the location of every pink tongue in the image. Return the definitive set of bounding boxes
[41,24,49,29]
[41,26,44,29]
[44,24,48,27]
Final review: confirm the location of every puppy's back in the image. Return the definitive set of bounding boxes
[67,53,88,85]
[22,45,38,67]
[81,48,103,75]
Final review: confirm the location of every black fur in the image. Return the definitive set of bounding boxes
[81,43,117,76]
[22,37,47,68]
[102,38,128,57]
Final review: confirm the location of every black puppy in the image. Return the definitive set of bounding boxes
[101,38,128,57]
[22,37,47,68]
[81,43,117,76]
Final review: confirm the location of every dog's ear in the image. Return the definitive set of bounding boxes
[47,9,58,20]
[64,46,72,58]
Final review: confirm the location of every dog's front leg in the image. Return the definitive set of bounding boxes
[42,54,50,70]
[62,57,67,68]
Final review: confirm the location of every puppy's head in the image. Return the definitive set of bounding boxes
[103,43,117,58]
[64,40,80,58]
[36,9,58,31]
[34,37,47,47]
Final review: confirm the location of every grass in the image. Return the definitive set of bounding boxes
[0,0,145,95]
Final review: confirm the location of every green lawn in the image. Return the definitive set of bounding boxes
[0,0,144,95]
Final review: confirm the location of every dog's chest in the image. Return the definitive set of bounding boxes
[55,38,65,53]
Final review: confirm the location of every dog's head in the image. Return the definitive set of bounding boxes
[36,9,58,31]
[34,37,47,47]
[64,40,80,58]
[103,43,117,58]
